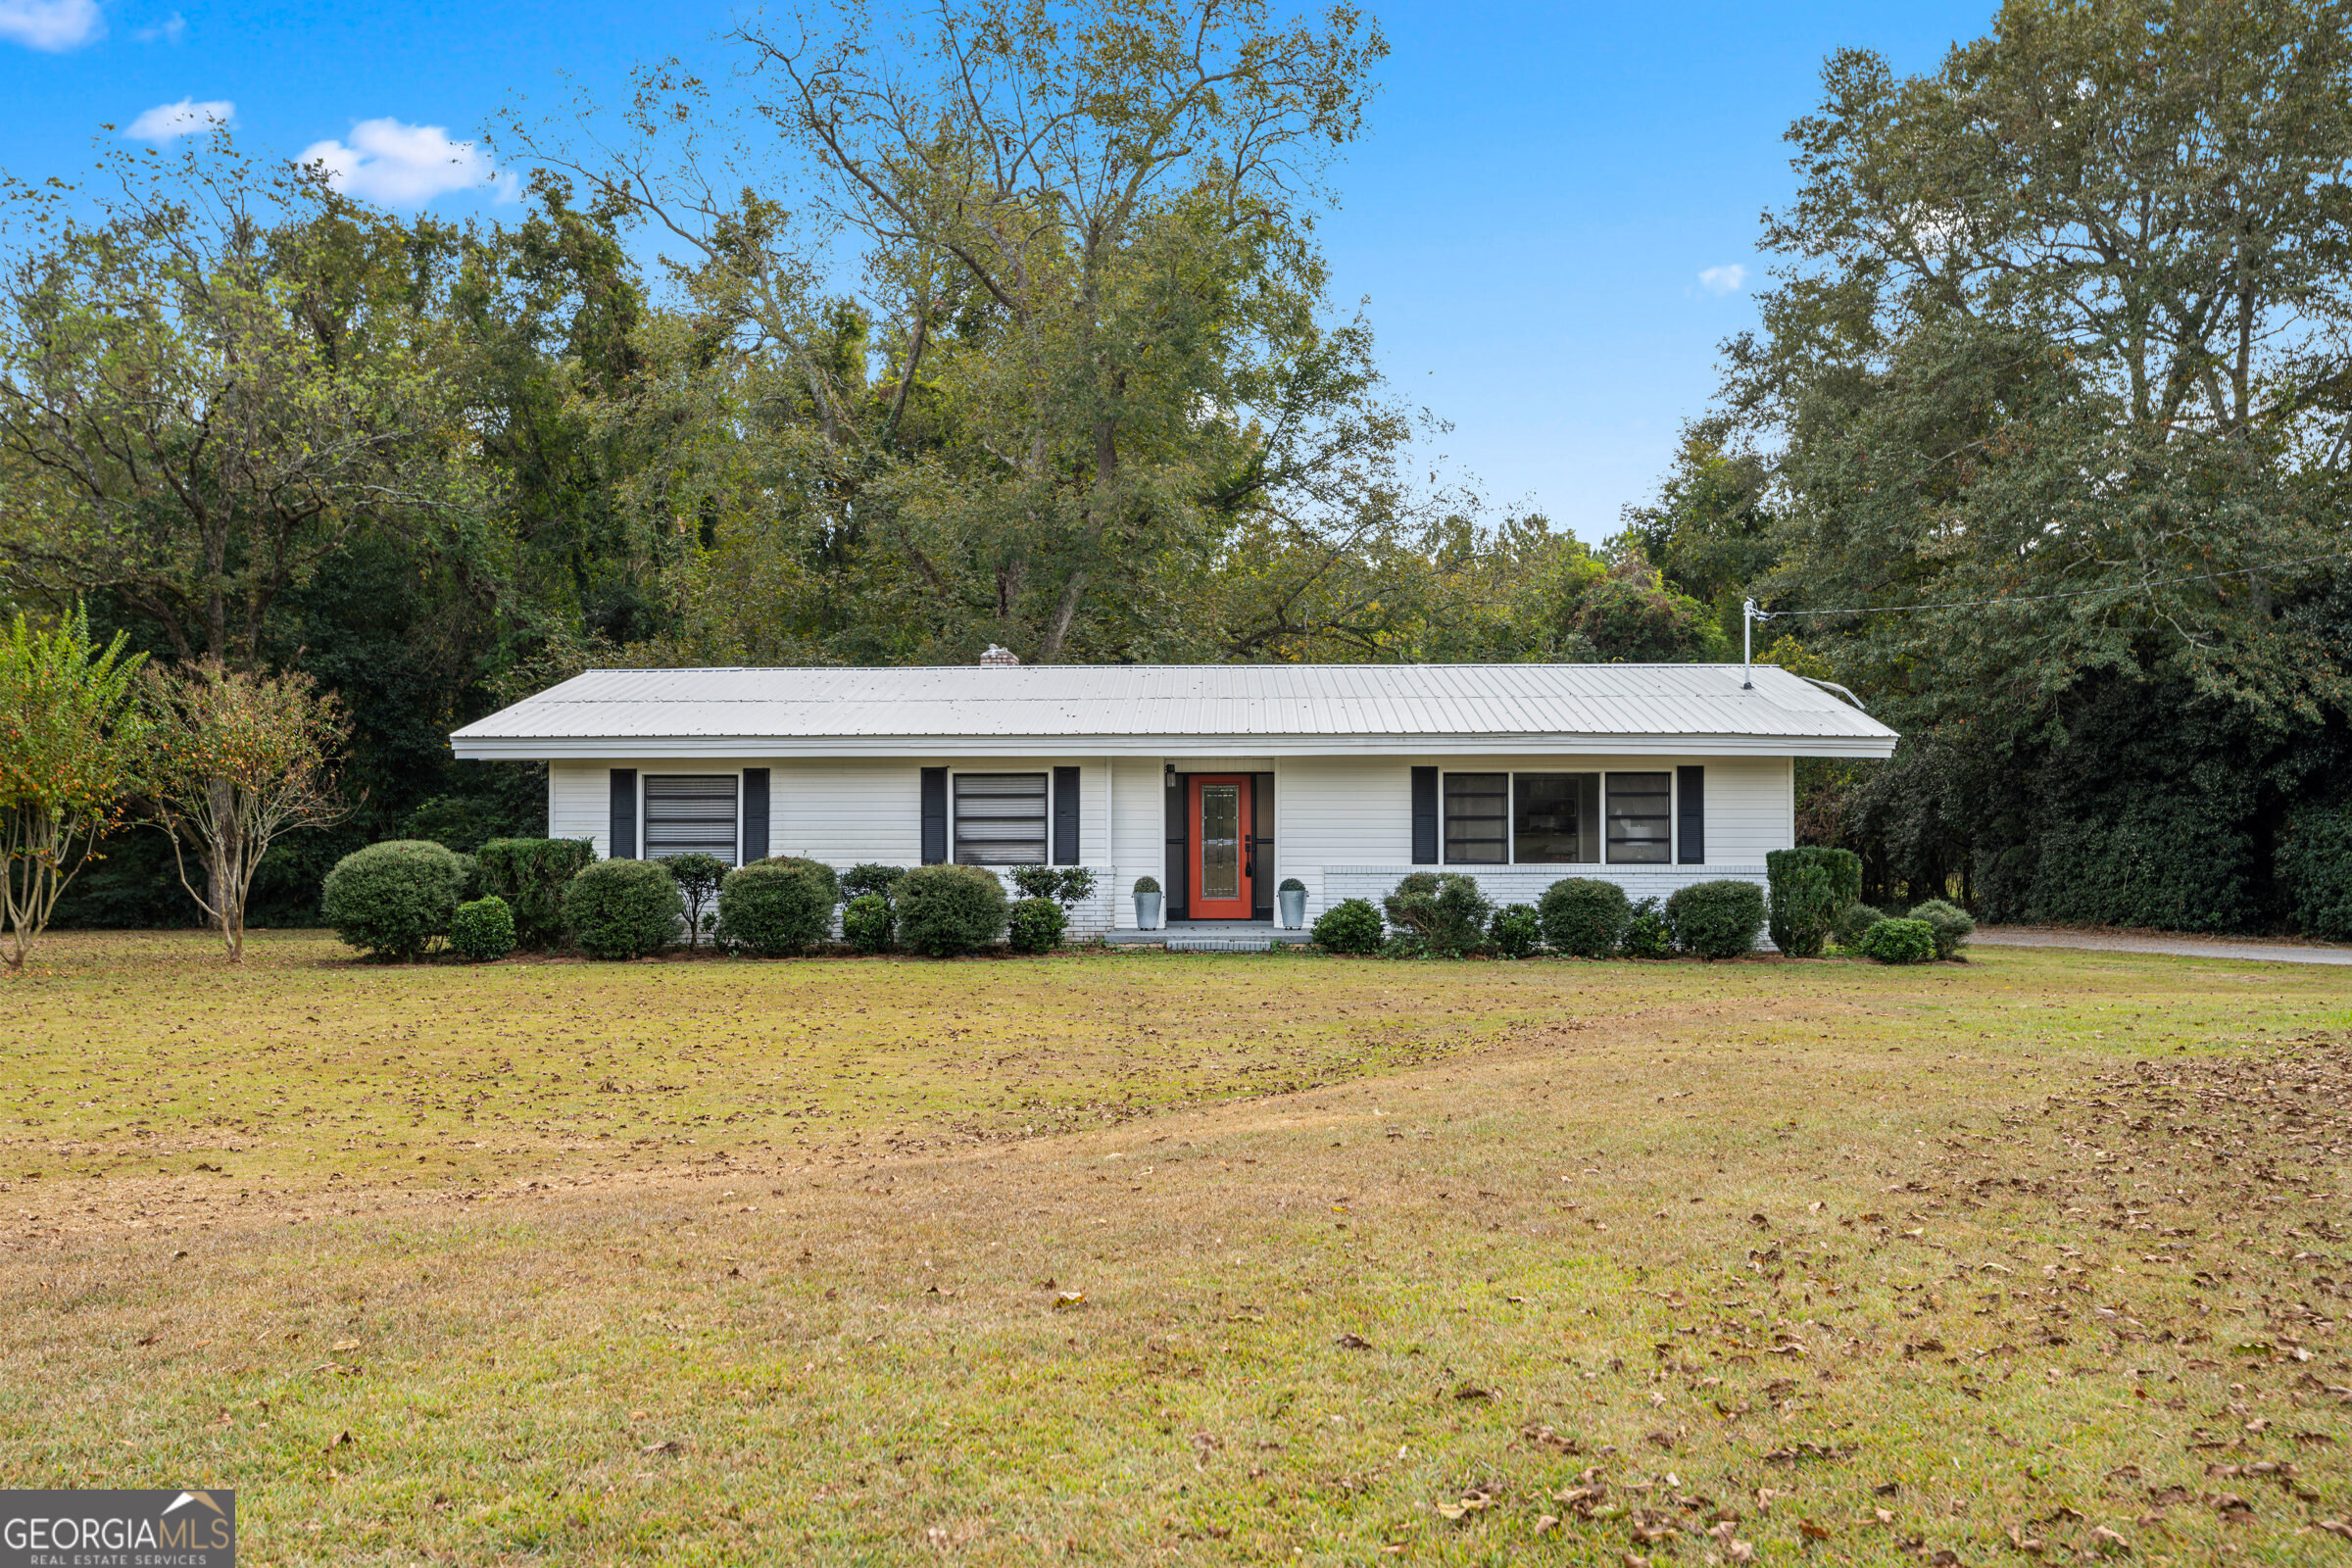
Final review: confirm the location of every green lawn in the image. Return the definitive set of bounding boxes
[2,933,2347,1564]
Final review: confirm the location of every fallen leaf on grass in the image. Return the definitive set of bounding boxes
[1799,1518,1833,1543]
[331,1340,360,1352]
[1452,1383,1494,1401]
[2088,1524,2131,1554]
[1335,1333,1373,1350]
[1433,1488,1497,1522]
[641,1440,682,1456]
[1053,1291,1087,1310]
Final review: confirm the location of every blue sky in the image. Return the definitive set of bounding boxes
[0,0,1991,540]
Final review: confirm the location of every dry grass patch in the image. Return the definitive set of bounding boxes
[1,933,2348,1564]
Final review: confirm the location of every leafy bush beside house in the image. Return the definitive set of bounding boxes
[717,860,838,956]
[1666,879,1767,959]
[321,840,467,961]
[1538,878,1630,959]
[841,893,895,954]
[1489,903,1541,959]
[448,896,516,962]
[1766,847,1861,958]
[475,838,595,951]
[1383,871,1493,958]
[895,864,1009,957]
[1618,897,1674,959]
[566,859,684,960]
[1311,898,1384,955]
[1008,896,1067,954]
[661,853,728,949]
[840,863,908,906]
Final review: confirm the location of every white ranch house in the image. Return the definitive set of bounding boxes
[449,662,1898,944]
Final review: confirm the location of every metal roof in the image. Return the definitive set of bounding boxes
[450,663,1899,760]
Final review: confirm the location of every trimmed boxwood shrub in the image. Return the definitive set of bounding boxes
[1766,847,1861,958]
[841,892,894,954]
[1133,875,1160,895]
[1908,899,1976,959]
[1619,897,1674,958]
[1384,871,1494,958]
[1007,896,1067,954]
[1857,916,1937,964]
[1833,902,1887,950]
[719,859,839,956]
[1666,879,1767,959]
[322,839,467,961]
[1489,903,1541,959]
[476,838,596,951]
[567,858,684,960]
[1279,877,1306,894]
[1311,897,1384,955]
[896,863,1009,957]
[2275,800,2352,940]
[448,896,517,962]
[1539,878,1630,959]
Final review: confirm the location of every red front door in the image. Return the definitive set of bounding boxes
[1189,775,1253,918]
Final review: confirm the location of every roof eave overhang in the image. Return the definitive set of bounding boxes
[449,732,1900,761]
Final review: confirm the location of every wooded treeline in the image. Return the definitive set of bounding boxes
[5,0,2351,934]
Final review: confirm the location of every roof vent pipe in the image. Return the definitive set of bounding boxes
[980,644,1021,666]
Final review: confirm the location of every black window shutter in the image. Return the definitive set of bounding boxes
[1677,765,1704,864]
[920,767,949,864]
[740,768,769,866]
[609,768,638,859]
[1164,771,1188,918]
[1053,765,1080,864]
[1410,766,1439,864]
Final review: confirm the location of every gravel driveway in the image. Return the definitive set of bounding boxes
[1975,925,2352,966]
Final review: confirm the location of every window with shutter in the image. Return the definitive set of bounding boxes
[1442,772,1508,863]
[643,775,740,863]
[1605,772,1672,864]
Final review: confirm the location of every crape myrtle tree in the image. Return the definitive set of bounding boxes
[1712,0,2352,919]
[0,606,148,972]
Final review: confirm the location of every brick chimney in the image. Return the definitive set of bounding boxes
[979,644,1020,666]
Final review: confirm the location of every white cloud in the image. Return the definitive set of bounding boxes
[0,0,102,50]
[298,118,514,206]
[123,98,233,142]
[133,12,186,42]
[1697,263,1749,296]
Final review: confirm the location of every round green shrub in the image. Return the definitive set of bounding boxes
[448,896,517,962]
[1856,916,1937,964]
[2276,800,2352,939]
[1832,902,1887,950]
[841,892,894,954]
[1618,897,1674,959]
[1765,846,1861,958]
[1311,897,1385,955]
[1278,877,1306,894]
[718,860,839,956]
[1133,875,1160,895]
[567,858,685,960]
[475,838,596,951]
[1907,898,1976,959]
[1007,896,1067,955]
[1539,878,1631,959]
[1666,879,1766,959]
[1383,871,1494,958]
[321,839,466,961]
[1489,903,1542,959]
[896,863,1009,957]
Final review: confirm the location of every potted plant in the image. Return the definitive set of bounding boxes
[1133,875,1162,930]
[1277,876,1308,929]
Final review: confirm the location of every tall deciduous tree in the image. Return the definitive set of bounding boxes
[0,135,466,670]
[1734,0,2352,731]
[0,606,148,971]
[144,663,352,961]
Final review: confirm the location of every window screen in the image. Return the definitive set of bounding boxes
[1514,772,1600,863]
[642,774,739,864]
[1443,772,1508,863]
[1605,771,1672,864]
[954,773,1048,865]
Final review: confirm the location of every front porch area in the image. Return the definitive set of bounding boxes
[1099,921,1315,952]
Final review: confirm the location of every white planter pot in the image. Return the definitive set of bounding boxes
[1135,891,1163,929]
[1277,887,1307,929]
